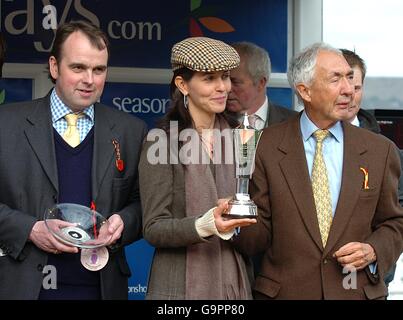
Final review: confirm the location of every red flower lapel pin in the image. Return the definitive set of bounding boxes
[112,139,124,172]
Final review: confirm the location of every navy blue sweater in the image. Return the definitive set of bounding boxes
[40,129,101,300]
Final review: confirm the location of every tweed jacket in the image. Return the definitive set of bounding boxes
[139,137,253,299]
[139,138,207,299]
[234,114,403,299]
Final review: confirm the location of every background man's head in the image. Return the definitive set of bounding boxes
[340,49,367,121]
[226,42,270,115]
[48,21,109,112]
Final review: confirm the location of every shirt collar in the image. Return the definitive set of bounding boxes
[254,96,268,122]
[236,96,268,122]
[300,110,343,143]
[50,88,95,124]
[350,115,360,127]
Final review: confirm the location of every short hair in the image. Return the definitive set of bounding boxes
[48,20,110,83]
[231,42,271,85]
[0,33,6,77]
[340,48,366,82]
[287,42,342,103]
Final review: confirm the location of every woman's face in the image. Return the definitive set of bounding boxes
[185,70,231,115]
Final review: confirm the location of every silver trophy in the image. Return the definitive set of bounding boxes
[227,114,262,219]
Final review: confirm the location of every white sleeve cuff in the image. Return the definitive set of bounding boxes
[195,207,235,240]
[369,262,378,274]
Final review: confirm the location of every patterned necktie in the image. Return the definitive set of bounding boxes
[312,129,332,247]
[63,113,83,147]
[248,114,259,129]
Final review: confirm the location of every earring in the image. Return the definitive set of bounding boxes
[183,94,189,109]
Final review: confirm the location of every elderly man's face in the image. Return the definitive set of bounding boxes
[300,50,354,129]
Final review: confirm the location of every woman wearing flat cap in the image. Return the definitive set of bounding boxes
[139,37,256,299]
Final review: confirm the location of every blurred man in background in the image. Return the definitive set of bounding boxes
[341,48,403,287]
[226,41,296,129]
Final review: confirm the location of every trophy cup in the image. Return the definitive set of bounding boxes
[44,203,112,249]
[227,114,262,219]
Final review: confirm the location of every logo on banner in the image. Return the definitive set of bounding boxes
[1,0,161,53]
[128,284,147,294]
[113,96,170,115]
[189,0,235,36]
[0,90,5,104]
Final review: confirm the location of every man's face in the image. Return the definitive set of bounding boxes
[226,59,262,114]
[300,50,354,129]
[346,66,364,121]
[49,31,108,112]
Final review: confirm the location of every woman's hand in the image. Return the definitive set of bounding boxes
[213,199,257,233]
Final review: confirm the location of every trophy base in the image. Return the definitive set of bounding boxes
[226,194,258,219]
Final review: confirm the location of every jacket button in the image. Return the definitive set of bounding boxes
[323,259,328,264]
[37,264,44,272]
[52,195,57,203]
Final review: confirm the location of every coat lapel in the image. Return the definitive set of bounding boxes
[267,102,283,126]
[92,105,119,203]
[278,117,324,251]
[324,122,368,255]
[24,97,58,193]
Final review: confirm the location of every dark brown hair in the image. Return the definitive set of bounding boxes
[340,49,366,82]
[48,20,110,83]
[158,68,238,133]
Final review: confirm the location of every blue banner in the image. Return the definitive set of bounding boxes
[1,0,288,72]
[101,82,171,129]
[0,78,32,104]
[267,87,293,109]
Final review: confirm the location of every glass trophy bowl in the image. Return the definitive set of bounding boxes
[44,203,112,249]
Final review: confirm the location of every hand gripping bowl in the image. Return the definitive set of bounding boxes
[44,203,111,249]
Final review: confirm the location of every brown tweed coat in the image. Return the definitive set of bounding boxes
[139,138,252,299]
[234,115,403,300]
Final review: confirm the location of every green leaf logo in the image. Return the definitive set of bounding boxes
[191,0,202,12]
[0,90,5,104]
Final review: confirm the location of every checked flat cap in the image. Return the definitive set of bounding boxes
[171,37,240,72]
